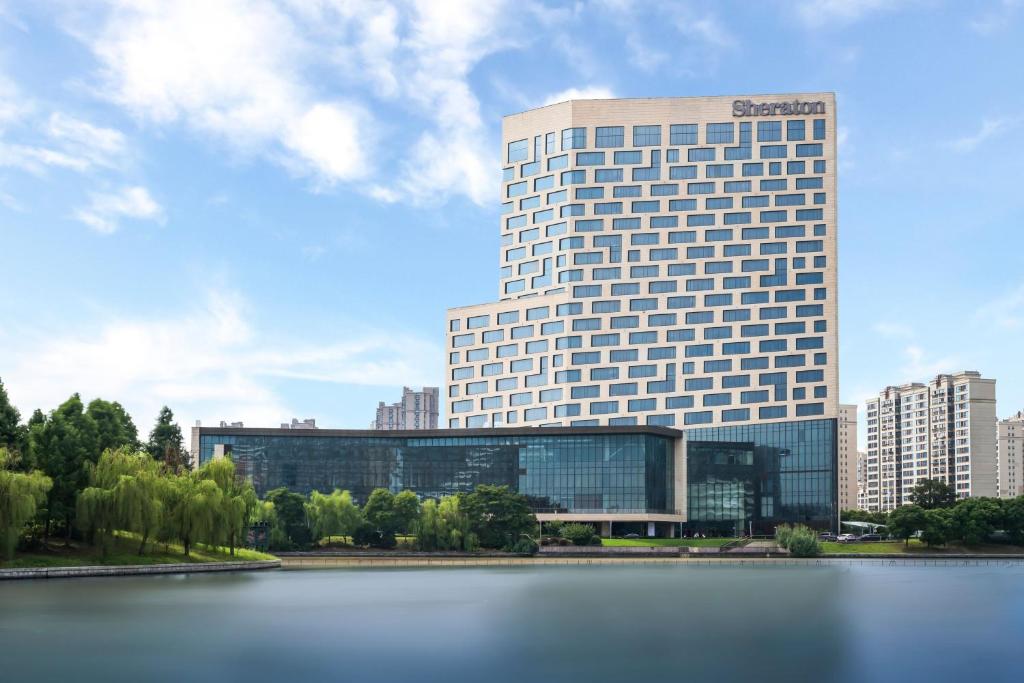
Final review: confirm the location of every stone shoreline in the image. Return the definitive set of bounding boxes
[279,554,1024,569]
[0,559,281,581]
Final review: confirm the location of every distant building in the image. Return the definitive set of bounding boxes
[856,451,869,509]
[998,410,1024,498]
[863,371,996,512]
[373,387,439,430]
[281,418,318,430]
[838,404,858,510]
[219,421,244,428]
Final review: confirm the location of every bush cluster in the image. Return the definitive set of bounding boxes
[775,524,821,557]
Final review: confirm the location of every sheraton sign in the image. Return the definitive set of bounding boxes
[733,100,826,117]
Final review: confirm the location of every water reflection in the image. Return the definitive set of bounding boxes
[1,564,1022,682]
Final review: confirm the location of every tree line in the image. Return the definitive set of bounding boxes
[0,377,540,560]
[0,377,195,557]
[269,484,538,554]
[842,478,1024,547]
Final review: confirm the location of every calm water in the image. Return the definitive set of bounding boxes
[2,563,1023,682]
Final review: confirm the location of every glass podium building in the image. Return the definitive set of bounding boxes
[193,422,836,535]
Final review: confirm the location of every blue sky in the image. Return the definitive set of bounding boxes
[1,0,1022,441]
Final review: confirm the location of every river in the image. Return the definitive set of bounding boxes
[2,562,1022,682]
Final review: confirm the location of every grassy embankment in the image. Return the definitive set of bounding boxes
[601,538,732,548]
[821,539,1024,555]
[1,531,276,569]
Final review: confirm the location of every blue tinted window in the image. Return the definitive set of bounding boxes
[757,121,782,142]
[508,139,528,162]
[688,148,715,162]
[706,123,734,144]
[670,124,697,145]
[562,127,586,150]
[596,126,624,148]
[633,125,662,146]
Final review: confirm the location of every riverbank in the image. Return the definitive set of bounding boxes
[279,553,1024,569]
[0,533,278,571]
[0,559,281,581]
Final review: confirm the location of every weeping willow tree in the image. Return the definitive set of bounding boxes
[306,489,361,545]
[163,473,222,558]
[197,458,258,556]
[76,447,167,556]
[414,495,477,552]
[0,447,52,560]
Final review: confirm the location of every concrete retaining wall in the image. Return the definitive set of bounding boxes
[0,559,281,581]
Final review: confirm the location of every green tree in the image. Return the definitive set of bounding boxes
[909,479,956,510]
[887,504,927,546]
[29,394,99,543]
[362,488,399,547]
[461,485,536,550]
[264,487,311,550]
[86,399,139,454]
[163,472,222,557]
[392,490,421,536]
[306,489,362,545]
[196,458,259,556]
[920,507,953,547]
[0,378,26,461]
[147,406,189,470]
[950,497,1003,545]
[0,447,52,560]
[413,496,477,552]
[560,522,597,546]
[1002,496,1024,545]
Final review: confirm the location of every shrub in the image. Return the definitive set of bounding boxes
[560,523,597,546]
[508,537,538,555]
[776,523,820,557]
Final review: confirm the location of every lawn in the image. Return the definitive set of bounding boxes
[822,539,1024,555]
[1,532,277,569]
[602,537,733,548]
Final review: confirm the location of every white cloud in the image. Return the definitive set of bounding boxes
[970,0,1022,34]
[947,117,1020,152]
[69,0,371,185]
[872,321,914,339]
[73,185,164,234]
[45,112,126,169]
[795,0,911,27]
[900,345,960,383]
[975,282,1024,330]
[0,288,443,432]
[542,86,616,107]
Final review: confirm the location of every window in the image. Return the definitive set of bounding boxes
[595,168,623,182]
[706,123,735,144]
[760,145,787,159]
[613,185,641,198]
[596,126,624,148]
[757,121,782,142]
[671,124,697,145]
[688,148,715,162]
[562,127,586,150]
[796,143,823,157]
[706,164,733,178]
[787,120,805,141]
[576,152,605,165]
[633,125,662,146]
[508,139,528,162]
[575,186,604,200]
[614,150,642,165]
[813,119,826,140]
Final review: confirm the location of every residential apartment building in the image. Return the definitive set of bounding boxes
[856,451,869,509]
[998,410,1024,498]
[373,387,440,430]
[838,404,858,510]
[442,94,840,533]
[862,371,997,512]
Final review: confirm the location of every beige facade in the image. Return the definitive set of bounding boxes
[838,404,858,510]
[997,410,1024,498]
[373,387,439,430]
[446,94,838,430]
[862,371,997,512]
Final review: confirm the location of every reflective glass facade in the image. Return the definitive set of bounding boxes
[685,418,836,534]
[197,427,676,515]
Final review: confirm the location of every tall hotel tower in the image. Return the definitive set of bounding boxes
[445,95,838,529]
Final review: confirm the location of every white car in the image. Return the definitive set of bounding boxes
[836,534,857,543]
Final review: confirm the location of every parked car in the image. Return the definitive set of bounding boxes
[837,534,857,543]
[623,533,640,539]
[858,533,882,542]
[818,532,838,542]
